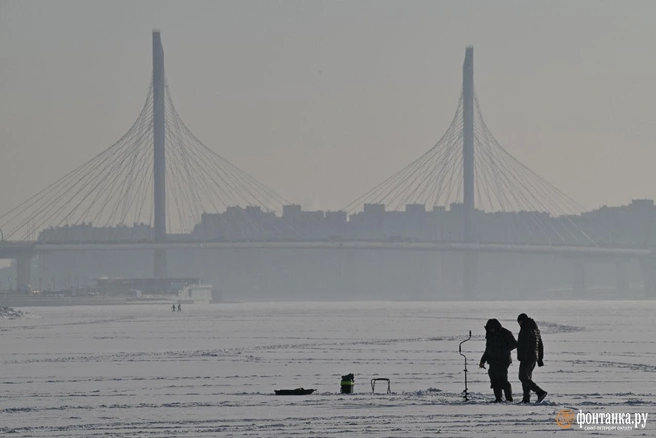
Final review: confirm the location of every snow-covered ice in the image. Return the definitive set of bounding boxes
[0,307,26,319]
[1,301,655,436]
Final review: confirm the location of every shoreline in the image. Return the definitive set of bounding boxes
[0,296,203,307]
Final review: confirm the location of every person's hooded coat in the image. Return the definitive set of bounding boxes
[480,319,517,366]
[517,317,544,363]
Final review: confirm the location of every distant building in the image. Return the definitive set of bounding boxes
[35,199,656,248]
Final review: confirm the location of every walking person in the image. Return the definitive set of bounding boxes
[516,313,547,403]
[479,318,517,402]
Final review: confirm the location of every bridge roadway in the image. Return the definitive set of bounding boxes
[0,240,652,259]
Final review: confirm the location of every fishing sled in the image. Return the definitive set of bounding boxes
[274,388,316,395]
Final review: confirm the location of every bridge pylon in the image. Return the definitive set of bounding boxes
[152,30,167,279]
[615,259,630,296]
[462,46,477,298]
[641,259,656,297]
[572,259,587,299]
[16,253,32,293]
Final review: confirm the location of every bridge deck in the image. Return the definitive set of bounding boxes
[0,240,650,258]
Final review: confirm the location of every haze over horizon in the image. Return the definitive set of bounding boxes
[2,0,656,217]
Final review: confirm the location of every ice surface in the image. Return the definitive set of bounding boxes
[1,301,655,436]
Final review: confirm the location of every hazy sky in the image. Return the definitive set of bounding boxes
[2,0,656,215]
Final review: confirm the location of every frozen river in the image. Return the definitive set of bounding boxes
[1,301,655,436]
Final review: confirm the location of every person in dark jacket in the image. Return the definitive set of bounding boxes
[479,318,517,402]
[516,313,547,403]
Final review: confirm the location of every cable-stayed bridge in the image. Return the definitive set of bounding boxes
[344,47,597,246]
[0,33,653,298]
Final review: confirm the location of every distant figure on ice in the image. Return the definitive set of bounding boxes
[516,313,547,403]
[177,303,182,312]
[172,304,176,312]
[479,318,517,402]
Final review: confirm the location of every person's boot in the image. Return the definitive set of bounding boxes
[503,383,513,402]
[493,387,503,403]
[536,391,548,403]
[520,382,531,403]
